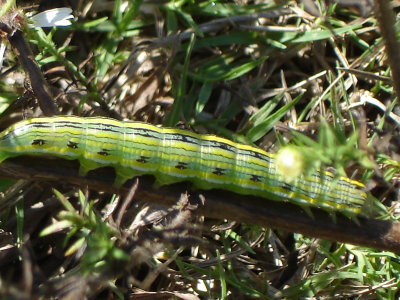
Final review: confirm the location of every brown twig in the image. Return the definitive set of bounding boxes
[0,22,58,116]
[374,0,400,99]
[0,156,399,253]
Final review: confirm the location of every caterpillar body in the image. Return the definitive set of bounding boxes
[0,116,368,216]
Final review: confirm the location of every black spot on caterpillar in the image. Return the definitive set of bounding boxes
[136,156,150,163]
[212,167,226,176]
[97,149,111,156]
[67,141,79,149]
[175,162,188,170]
[32,139,46,146]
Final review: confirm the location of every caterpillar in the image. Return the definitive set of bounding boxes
[0,116,368,217]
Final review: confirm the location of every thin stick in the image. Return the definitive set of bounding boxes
[374,0,400,99]
[0,22,58,116]
[0,156,399,253]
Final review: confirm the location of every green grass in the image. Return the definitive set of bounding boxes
[0,0,399,298]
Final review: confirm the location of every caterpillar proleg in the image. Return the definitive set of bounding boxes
[0,116,368,217]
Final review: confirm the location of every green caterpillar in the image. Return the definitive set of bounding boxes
[0,116,368,217]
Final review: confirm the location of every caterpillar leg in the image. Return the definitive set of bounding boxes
[153,173,184,188]
[301,205,314,219]
[78,159,100,177]
[0,152,12,164]
[114,166,140,187]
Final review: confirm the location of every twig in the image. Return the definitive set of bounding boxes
[0,22,58,116]
[0,156,399,253]
[374,0,400,99]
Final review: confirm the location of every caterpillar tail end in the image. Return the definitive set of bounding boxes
[361,194,379,218]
